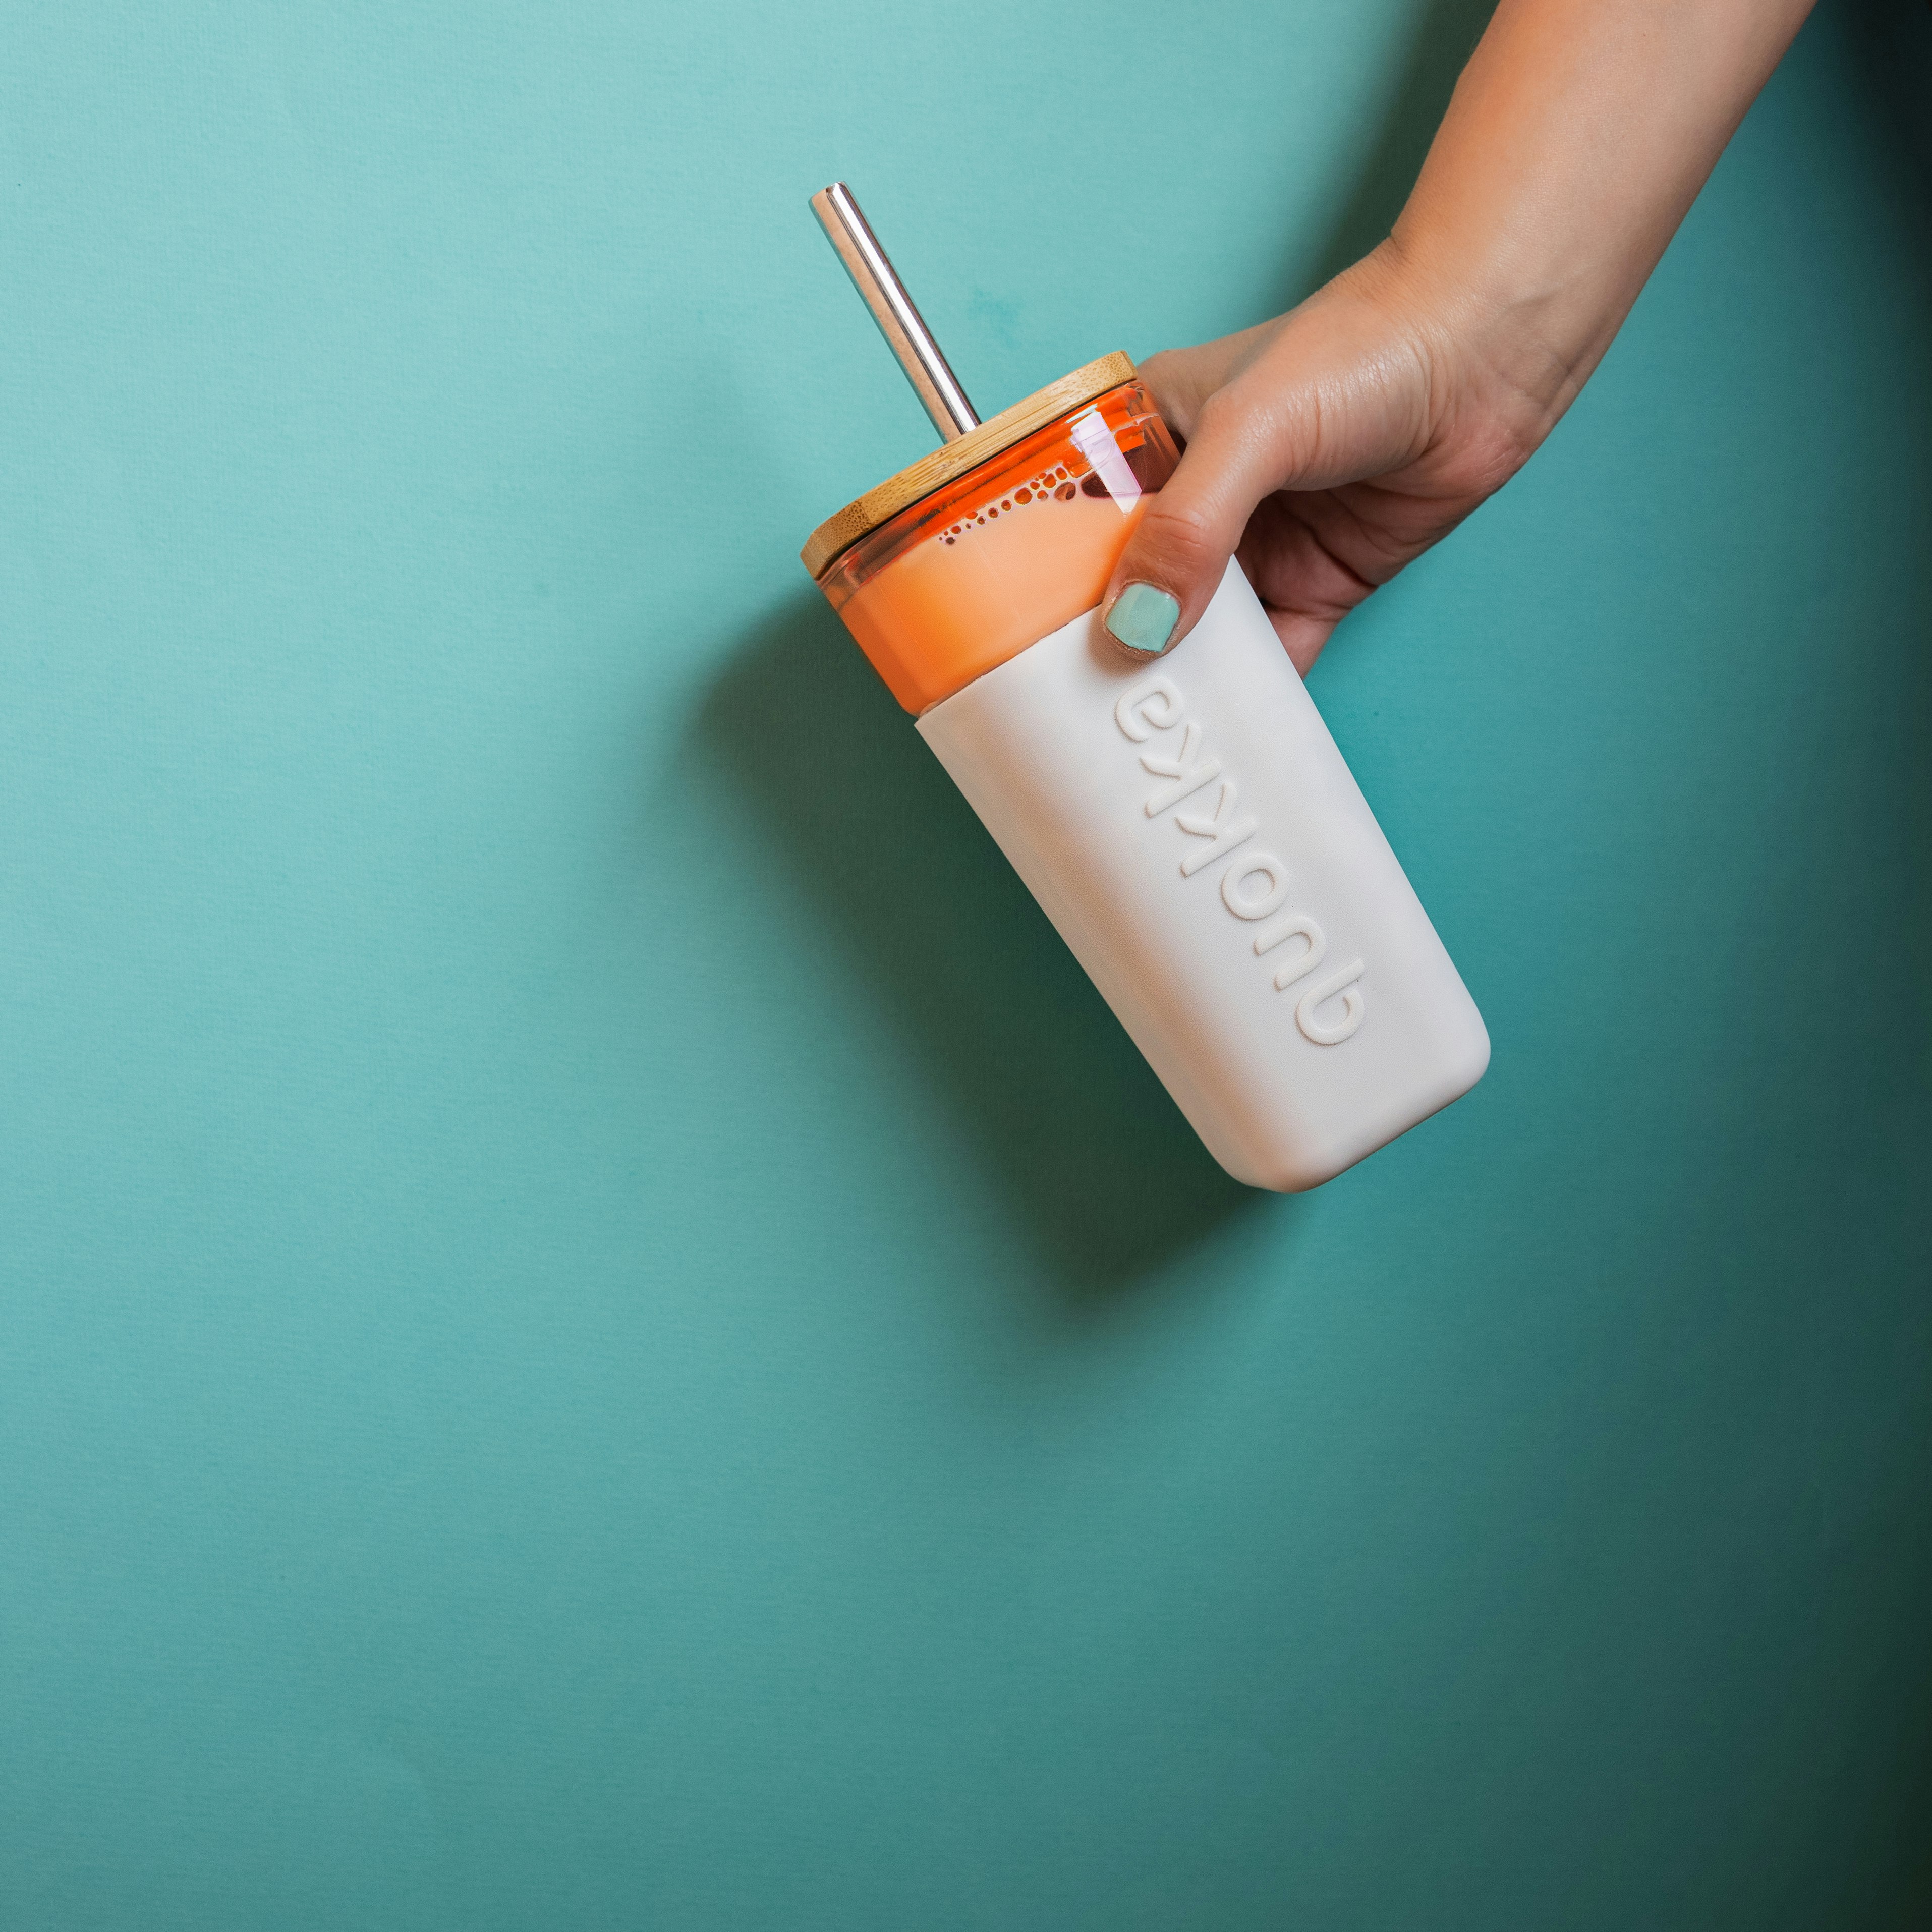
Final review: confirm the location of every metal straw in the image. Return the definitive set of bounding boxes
[811,183,980,442]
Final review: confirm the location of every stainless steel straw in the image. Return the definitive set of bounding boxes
[811,183,980,442]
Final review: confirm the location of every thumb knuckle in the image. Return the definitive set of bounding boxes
[1129,499,1224,587]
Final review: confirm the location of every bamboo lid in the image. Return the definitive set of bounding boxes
[801,351,1137,580]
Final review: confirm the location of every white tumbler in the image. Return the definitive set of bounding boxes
[803,192,1488,1189]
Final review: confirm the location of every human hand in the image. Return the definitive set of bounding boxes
[1107,244,1549,677]
[1100,0,1818,675]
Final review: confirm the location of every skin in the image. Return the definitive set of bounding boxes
[1103,0,1820,674]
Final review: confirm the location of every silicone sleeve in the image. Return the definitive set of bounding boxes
[916,561,1490,1190]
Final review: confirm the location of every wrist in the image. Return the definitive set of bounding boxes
[1355,226,1586,475]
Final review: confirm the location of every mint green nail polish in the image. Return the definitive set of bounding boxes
[1106,582,1180,655]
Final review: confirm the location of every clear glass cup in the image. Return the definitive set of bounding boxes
[814,378,1178,713]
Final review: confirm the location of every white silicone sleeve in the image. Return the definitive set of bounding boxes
[915,562,1489,1190]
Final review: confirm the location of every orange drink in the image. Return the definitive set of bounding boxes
[807,364,1177,714]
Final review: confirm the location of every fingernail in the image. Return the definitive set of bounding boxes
[1105,582,1180,656]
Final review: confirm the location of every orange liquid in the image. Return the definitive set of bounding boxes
[839,488,1148,714]
[816,379,1176,714]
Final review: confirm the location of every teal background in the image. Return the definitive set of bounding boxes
[3,1,1929,1924]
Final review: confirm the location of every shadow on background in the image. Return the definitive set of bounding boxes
[1299,0,1500,295]
[691,591,1266,1299]
[1843,0,1932,204]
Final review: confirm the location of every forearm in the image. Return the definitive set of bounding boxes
[1390,0,1817,436]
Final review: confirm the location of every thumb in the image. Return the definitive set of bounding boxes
[1100,391,1277,660]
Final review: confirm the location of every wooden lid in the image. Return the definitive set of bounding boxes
[801,351,1137,580]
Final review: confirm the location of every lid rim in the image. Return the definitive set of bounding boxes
[801,351,1137,581]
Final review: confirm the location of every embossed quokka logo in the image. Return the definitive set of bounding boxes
[1116,676,1366,1045]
